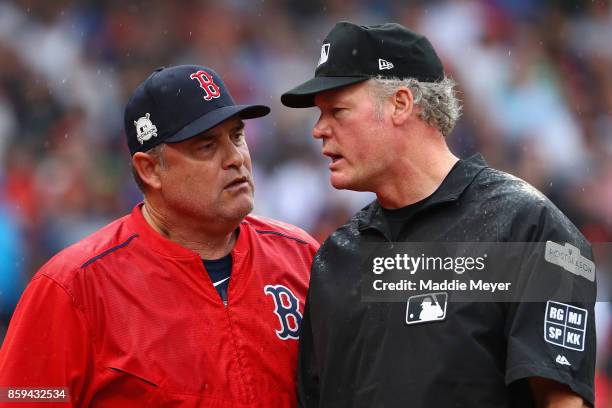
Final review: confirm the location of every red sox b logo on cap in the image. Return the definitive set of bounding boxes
[190,70,221,101]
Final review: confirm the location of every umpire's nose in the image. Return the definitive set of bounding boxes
[313,114,331,140]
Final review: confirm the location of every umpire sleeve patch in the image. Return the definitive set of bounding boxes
[544,241,595,282]
[544,301,587,351]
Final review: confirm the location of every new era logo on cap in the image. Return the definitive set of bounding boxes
[124,65,270,156]
[378,58,394,70]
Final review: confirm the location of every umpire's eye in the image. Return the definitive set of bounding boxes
[332,107,346,118]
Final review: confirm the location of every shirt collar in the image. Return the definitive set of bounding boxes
[358,153,488,234]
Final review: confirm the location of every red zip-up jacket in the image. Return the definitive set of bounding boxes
[0,204,318,407]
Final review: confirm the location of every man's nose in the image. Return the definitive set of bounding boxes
[223,140,245,169]
[313,115,331,140]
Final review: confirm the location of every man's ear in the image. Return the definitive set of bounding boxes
[390,87,414,126]
[132,151,163,190]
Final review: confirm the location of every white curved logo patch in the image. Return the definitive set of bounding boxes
[134,113,158,145]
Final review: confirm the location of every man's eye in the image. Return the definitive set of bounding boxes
[233,132,245,142]
[199,142,214,150]
[332,108,345,117]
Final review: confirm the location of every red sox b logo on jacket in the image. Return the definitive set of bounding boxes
[190,70,221,101]
[264,285,302,340]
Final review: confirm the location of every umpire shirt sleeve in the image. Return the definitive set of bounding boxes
[0,275,94,407]
[504,205,596,406]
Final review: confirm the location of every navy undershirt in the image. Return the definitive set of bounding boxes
[203,254,232,305]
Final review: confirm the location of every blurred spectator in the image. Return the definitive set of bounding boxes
[0,203,25,338]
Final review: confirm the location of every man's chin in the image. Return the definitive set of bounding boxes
[330,174,348,190]
[228,199,254,221]
[330,175,364,192]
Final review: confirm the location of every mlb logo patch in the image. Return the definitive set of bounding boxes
[544,301,587,351]
[406,292,447,325]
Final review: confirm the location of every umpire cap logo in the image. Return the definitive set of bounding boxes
[406,292,448,325]
[318,43,330,66]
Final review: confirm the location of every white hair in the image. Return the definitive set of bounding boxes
[368,76,462,137]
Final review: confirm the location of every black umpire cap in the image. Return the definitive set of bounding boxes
[281,22,444,108]
[125,65,270,155]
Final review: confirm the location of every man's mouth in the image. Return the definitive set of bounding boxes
[225,176,249,189]
[323,151,343,163]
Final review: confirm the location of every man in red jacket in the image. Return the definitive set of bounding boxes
[0,65,318,407]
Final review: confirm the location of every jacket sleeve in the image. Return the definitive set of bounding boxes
[0,274,94,407]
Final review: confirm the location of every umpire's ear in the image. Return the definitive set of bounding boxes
[132,150,163,191]
[390,87,414,126]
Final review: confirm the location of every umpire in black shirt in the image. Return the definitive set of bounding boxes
[281,22,596,407]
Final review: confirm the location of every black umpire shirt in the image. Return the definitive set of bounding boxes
[298,154,596,408]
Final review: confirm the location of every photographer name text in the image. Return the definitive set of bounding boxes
[372,279,511,293]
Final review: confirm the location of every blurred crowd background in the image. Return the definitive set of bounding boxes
[0,0,610,404]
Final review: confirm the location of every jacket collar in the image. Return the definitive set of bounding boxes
[357,153,488,234]
[126,203,249,260]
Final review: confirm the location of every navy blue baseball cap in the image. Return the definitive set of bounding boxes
[125,65,270,155]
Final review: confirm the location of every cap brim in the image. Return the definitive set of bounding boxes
[166,104,270,143]
[281,76,369,108]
